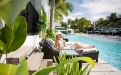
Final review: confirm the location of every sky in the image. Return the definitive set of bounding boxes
[63,0,121,22]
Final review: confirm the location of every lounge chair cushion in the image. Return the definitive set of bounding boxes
[44,39,59,53]
[47,38,55,46]
[39,39,46,47]
[82,48,97,54]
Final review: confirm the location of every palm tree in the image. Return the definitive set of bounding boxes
[107,12,118,28]
[117,19,121,27]
[107,12,117,22]
[67,18,72,28]
[75,18,78,25]
[83,20,92,30]
[96,18,105,29]
[50,0,55,31]
[54,1,73,21]
[74,17,92,32]
[61,22,68,29]
[70,20,76,29]
[49,0,73,31]
[115,14,121,27]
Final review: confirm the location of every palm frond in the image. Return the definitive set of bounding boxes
[66,2,74,12]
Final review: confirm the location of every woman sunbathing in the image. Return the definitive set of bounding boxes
[54,31,95,50]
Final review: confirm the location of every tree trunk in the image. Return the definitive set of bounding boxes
[50,0,55,31]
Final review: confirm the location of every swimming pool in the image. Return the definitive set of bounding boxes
[64,34,121,70]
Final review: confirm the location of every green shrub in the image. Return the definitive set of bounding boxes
[53,52,94,75]
[46,29,56,41]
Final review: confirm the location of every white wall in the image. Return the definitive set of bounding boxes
[22,35,41,49]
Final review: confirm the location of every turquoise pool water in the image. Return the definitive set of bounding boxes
[64,34,121,70]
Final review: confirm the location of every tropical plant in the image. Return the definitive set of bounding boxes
[0,0,10,8]
[67,18,72,28]
[117,19,121,27]
[54,52,94,75]
[83,20,92,31]
[49,0,74,31]
[46,29,56,41]
[33,55,94,75]
[49,0,55,31]
[0,0,29,54]
[96,18,105,29]
[0,56,94,75]
[107,12,117,22]
[54,1,74,21]
[37,5,47,38]
[0,0,30,74]
[0,59,29,75]
[74,17,92,32]
[0,16,27,54]
[0,1,94,75]
[106,12,117,28]
[75,18,79,27]
[65,17,92,32]
[70,20,76,29]
[0,0,30,27]
[61,22,68,29]
[109,21,115,28]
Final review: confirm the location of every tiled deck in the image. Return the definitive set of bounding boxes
[53,59,121,75]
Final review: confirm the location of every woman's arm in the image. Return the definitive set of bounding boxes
[63,40,67,46]
[54,40,65,50]
[54,40,62,50]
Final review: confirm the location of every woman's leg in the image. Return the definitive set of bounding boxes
[74,43,94,50]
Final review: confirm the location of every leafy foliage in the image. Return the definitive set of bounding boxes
[33,55,94,75]
[54,0,74,21]
[0,59,28,75]
[0,0,30,27]
[0,0,30,53]
[65,17,92,32]
[37,5,47,38]
[46,29,56,41]
[53,52,94,75]
[0,1,94,75]
[0,63,18,75]
[94,12,121,29]
[36,21,46,34]
[16,59,29,75]
[0,16,27,53]
[0,0,10,8]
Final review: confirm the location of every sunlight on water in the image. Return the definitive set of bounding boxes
[64,34,121,70]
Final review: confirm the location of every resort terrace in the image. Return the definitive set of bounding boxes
[1,34,120,75]
[1,0,121,75]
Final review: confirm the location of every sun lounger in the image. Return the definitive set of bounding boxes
[40,38,99,62]
[39,38,82,69]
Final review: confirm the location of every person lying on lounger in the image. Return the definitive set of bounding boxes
[54,31,95,50]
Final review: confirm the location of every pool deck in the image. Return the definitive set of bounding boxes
[53,59,121,75]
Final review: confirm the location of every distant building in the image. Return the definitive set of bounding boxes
[53,22,61,29]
